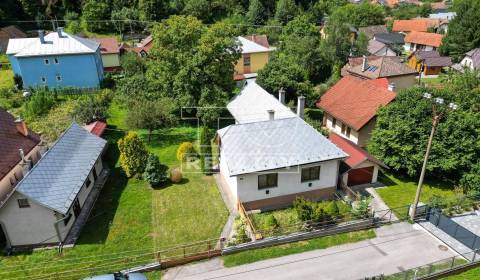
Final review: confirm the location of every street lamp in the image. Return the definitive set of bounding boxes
[410,93,457,220]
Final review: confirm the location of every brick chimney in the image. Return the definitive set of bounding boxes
[15,118,28,137]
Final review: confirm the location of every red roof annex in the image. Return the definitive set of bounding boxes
[83,121,107,137]
[329,132,387,169]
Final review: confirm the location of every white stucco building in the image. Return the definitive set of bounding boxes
[216,81,347,210]
[0,123,106,249]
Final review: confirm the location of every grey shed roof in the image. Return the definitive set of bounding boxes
[374,33,405,45]
[465,48,480,68]
[217,117,347,176]
[16,123,107,214]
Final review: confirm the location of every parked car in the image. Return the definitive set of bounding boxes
[84,272,147,280]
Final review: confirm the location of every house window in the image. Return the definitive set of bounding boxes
[258,173,278,190]
[341,123,347,134]
[332,117,337,128]
[44,59,49,65]
[63,213,72,226]
[92,166,98,181]
[301,166,320,182]
[17,198,30,208]
[54,58,59,64]
[41,77,47,83]
[346,127,351,138]
[56,75,62,82]
[243,56,251,67]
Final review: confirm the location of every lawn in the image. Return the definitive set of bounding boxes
[442,265,480,280]
[376,172,456,219]
[0,102,228,279]
[0,69,13,89]
[223,229,376,267]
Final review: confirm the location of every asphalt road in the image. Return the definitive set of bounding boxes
[163,222,457,280]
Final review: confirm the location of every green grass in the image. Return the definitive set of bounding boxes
[145,270,163,280]
[385,258,467,280]
[0,102,228,279]
[442,265,480,280]
[223,229,376,267]
[376,172,456,219]
[0,69,13,89]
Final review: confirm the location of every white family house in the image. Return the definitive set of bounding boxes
[216,80,348,210]
[0,123,107,249]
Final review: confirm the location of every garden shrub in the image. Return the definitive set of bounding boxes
[232,218,251,245]
[264,214,279,232]
[312,204,329,222]
[325,201,340,218]
[0,88,23,109]
[71,91,112,124]
[23,90,55,120]
[293,197,313,221]
[143,153,168,187]
[118,131,149,177]
[13,74,23,90]
[170,167,183,183]
[351,196,371,218]
[176,142,196,162]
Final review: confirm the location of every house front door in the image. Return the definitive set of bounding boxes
[73,198,81,218]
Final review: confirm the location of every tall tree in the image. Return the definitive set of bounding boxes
[275,0,298,25]
[246,0,266,25]
[138,0,170,21]
[147,16,240,125]
[329,2,385,28]
[439,0,480,62]
[82,0,110,32]
[126,98,177,142]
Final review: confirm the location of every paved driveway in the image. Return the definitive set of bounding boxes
[164,222,456,280]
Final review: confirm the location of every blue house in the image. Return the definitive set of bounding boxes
[6,28,104,89]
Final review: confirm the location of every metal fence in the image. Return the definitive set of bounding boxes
[427,208,480,251]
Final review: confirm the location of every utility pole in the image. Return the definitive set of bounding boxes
[410,93,457,220]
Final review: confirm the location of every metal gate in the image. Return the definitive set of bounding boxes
[427,208,480,251]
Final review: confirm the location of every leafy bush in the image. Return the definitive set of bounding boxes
[176,142,196,162]
[71,91,112,124]
[325,201,340,218]
[293,197,313,221]
[231,217,251,245]
[351,196,371,218]
[143,153,168,187]
[118,132,149,177]
[264,215,279,232]
[0,88,23,109]
[170,167,183,183]
[312,204,329,222]
[13,74,23,90]
[23,90,55,120]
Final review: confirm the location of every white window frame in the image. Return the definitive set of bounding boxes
[41,76,47,83]
[54,57,59,64]
[56,75,62,82]
[44,58,50,65]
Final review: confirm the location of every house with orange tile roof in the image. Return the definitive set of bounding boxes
[316,75,396,147]
[404,31,443,52]
[392,18,448,34]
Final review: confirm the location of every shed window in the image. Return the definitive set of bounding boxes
[17,198,30,208]
[243,56,251,67]
[44,59,49,65]
[301,166,320,182]
[258,173,278,189]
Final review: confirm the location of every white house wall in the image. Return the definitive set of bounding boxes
[235,160,339,203]
[0,192,59,246]
[220,150,238,204]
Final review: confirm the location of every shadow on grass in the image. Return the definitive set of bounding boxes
[151,178,190,190]
[75,125,129,245]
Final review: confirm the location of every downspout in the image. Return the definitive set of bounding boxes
[53,213,69,250]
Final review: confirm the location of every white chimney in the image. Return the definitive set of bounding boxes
[57,27,64,37]
[267,109,275,121]
[38,30,45,44]
[297,96,305,119]
[388,82,396,92]
[19,149,25,162]
[362,55,367,72]
[278,87,286,104]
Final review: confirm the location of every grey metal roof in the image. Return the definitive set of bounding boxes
[16,123,106,214]
[218,117,347,176]
[227,80,296,124]
[374,33,405,45]
[8,31,99,57]
[466,48,480,68]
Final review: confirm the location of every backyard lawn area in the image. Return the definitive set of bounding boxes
[223,229,376,267]
[376,172,456,219]
[0,69,13,89]
[443,265,480,279]
[0,102,228,279]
